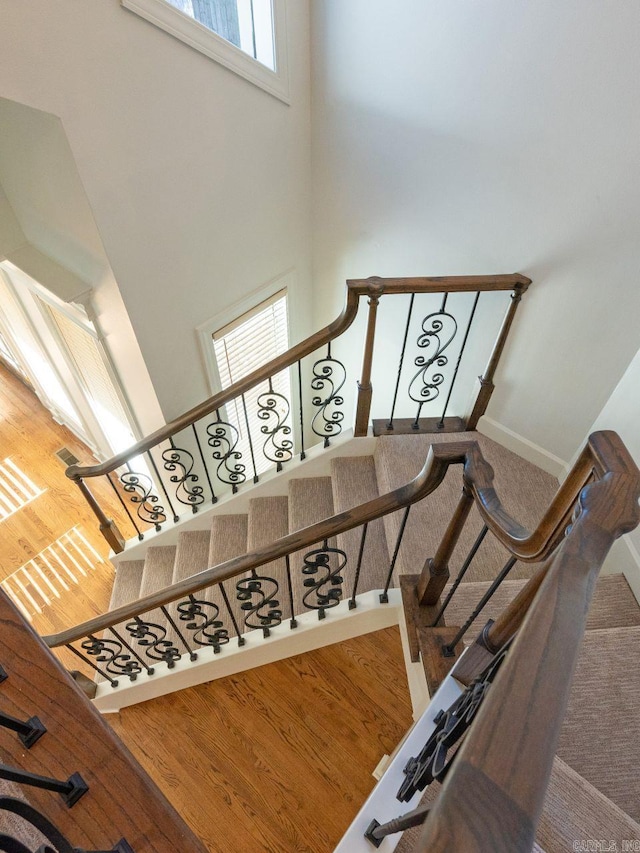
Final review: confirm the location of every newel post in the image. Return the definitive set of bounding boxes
[70,475,125,554]
[416,483,474,605]
[354,280,384,437]
[465,280,529,431]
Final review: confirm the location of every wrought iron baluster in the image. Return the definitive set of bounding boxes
[240,394,259,483]
[176,594,230,652]
[65,643,119,688]
[349,523,369,610]
[108,627,155,676]
[257,376,293,471]
[380,506,411,603]
[119,463,166,530]
[0,711,46,749]
[161,605,198,661]
[437,291,480,429]
[219,582,246,647]
[387,293,415,431]
[408,294,458,429]
[397,643,511,802]
[161,437,204,513]
[0,797,135,852]
[236,570,282,637]
[106,473,143,541]
[80,634,142,681]
[284,554,297,628]
[301,539,347,619]
[365,803,431,848]
[125,616,182,668]
[429,525,489,627]
[442,556,518,655]
[0,766,88,808]
[310,343,346,448]
[206,409,246,493]
[147,451,179,523]
[297,360,306,460]
[192,422,217,503]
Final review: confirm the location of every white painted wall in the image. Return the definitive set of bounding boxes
[583,347,640,588]
[311,0,640,463]
[0,0,312,422]
[0,98,164,439]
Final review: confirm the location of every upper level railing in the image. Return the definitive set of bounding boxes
[0,589,206,851]
[363,430,640,851]
[65,274,530,552]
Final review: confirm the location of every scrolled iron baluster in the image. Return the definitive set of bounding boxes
[119,464,166,530]
[310,342,346,447]
[408,301,458,428]
[176,594,230,652]
[80,634,142,681]
[0,796,134,852]
[236,571,282,637]
[397,642,510,802]
[125,616,182,668]
[301,539,347,618]
[206,410,246,492]
[257,377,293,471]
[161,438,204,512]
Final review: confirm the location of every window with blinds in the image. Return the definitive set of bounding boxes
[212,290,290,475]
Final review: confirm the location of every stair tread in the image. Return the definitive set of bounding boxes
[288,477,338,613]
[173,531,211,583]
[109,560,145,611]
[288,477,334,533]
[331,456,390,592]
[247,496,292,621]
[374,432,559,583]
[443,573,640,636]
[139,546,177,597]
[559,624,640,822]
[209,514,249,567]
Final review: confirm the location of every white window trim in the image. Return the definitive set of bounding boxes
[196,269,294,395]
[121,0,290,104]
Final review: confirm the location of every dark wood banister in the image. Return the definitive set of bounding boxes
[46,424,604,653]
[46,441,475,647]
[65,274,529,481]
[416,431,640,850]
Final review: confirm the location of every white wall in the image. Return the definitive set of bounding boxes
[584,347,640,587]
[0,0,312,422]
[311,0,640,463]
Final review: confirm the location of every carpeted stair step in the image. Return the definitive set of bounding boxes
[288,476,337,612]
[209,514,249,635]
[169,530,222,650]
[394,754,639,852]
[374,432,559,584]
[247,496,290,622]
[137,545,178,648]
[330,456,390,593]
[439,573,640,641]
[558,625,640,822]
[109,560,145,613]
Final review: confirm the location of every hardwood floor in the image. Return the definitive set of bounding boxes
[107,627,414,853]
[0,363,131,665]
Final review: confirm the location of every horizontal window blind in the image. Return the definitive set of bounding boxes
[212,290,291,475]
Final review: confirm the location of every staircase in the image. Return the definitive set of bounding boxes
[75,430,640,850]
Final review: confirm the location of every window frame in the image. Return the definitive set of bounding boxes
[121,0,290,103]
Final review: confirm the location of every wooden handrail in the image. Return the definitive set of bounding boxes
[66,273,529,481]
[45,441,476,647]
[416,432,640,851]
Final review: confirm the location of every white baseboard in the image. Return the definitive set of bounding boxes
[477,416,569,479]
[622,537,640,605]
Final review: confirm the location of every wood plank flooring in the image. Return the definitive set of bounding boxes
[0,364,131,667]
[108,627,413,853]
